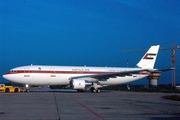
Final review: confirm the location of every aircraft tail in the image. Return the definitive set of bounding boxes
[137,45,160,69]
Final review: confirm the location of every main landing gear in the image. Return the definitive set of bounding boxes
[90,82,100,93]
[90,87,100,93]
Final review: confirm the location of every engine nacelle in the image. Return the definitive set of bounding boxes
[70,79,86,89]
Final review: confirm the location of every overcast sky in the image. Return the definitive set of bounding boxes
[0,0,180,84]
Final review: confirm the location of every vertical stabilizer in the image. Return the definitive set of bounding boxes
[137,45,160,69]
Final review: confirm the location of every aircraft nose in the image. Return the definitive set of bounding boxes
[2,74,8,80]
[2,74,6,79]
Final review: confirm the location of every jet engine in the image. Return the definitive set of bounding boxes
[70,79,87,89]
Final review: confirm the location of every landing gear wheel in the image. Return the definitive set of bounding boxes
[96,89,100,93]
[5,88,10,92]
[93,89,96,93]
[14,88,19,92]
[91,87,100,93]
[26,89,30,92]
[91,87,95,93]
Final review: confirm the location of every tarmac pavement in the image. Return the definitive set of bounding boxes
[0,89,180,120]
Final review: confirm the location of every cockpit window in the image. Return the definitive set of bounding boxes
[10,70,17,73]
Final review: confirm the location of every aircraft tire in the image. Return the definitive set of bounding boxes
[96,89,100,93]
[90,87,95,93]
[5,88,10,92]
[93,89,96,93]
[14,88,19,92]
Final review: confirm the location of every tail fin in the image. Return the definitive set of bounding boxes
[137,45,160,69]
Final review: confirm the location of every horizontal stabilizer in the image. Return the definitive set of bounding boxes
[148,68,175,72]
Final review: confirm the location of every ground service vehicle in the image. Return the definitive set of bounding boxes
[0,84,21,92]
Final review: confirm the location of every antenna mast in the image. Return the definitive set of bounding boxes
[171,40,176,87]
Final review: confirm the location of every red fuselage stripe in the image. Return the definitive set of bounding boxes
[5,70,148,75]
[5,70,110,75]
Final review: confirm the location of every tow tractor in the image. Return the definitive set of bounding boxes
[0,84,21,92]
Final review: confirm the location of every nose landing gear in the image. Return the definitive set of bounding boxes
[25,84,30,92]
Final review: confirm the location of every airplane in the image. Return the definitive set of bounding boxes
[2,45,172,93]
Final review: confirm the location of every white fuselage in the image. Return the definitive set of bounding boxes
[3,65,148,86]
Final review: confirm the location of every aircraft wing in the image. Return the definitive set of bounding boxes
[69,69,147,81]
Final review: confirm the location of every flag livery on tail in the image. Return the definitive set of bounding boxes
[137,45,160,69]
[143,53,157,60]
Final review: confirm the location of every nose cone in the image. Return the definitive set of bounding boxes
[2,74,8,80]
[2,72,11,81]
[2,72,22,84]
[2,73,14,82]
